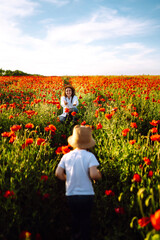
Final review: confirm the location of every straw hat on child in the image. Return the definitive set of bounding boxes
[68,125,96,149]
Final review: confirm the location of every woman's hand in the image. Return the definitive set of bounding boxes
[64,100,68,105]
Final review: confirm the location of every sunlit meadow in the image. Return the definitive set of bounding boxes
[0,75,160,240]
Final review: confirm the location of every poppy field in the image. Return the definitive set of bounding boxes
[0,75,160,240]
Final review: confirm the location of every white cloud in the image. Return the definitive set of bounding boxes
[41,0,80,6]
[0,2,159,75]
[45,8,152,44]
[0,0,38,19]
[115,42,155,57]
[40,0,70,6]
[0,38,159,75]
[0,0,39,47]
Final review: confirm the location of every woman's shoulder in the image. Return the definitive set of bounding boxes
[61,96,66,99]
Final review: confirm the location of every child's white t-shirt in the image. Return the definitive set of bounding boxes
[58,149,99,196]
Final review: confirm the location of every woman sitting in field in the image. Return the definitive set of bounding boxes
[59,85,79,123]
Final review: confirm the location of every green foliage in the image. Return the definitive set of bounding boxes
[0,75,160,239]
[0,68,40,76]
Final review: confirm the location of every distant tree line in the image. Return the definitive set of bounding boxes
[0,68,35,76]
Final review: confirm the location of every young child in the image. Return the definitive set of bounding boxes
[55,125,101,240]
[59,85,79,123]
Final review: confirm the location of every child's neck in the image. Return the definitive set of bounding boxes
[75,147,86,150]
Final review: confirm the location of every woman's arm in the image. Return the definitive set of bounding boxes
[55,166,66,181]
[72,96,79,106]
[61,96,68,107]
[89,166,102,180]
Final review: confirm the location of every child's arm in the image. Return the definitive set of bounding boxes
[55,166,66,181]
[89,166,102,180]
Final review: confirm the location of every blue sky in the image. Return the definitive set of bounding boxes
[0,0,160,75]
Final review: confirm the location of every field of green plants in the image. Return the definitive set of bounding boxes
[0,75,160,240]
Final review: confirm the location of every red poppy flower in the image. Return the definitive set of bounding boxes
[10,125,21,132]
[150,209,160,231]
[131,112,139,117]
[65,108,70,113]
[111,107,118,112]
[105,190,115,196]
[138,217,151,227]
[139,164,143,169]
[61,134,67,139]
[55,146,62,154]
[130,122,137,128]
[122,128,130,136]
[82,101,86,105]
[19,230,31,239]
[8,115,14,119]
[99,108,105,112]
[40,175,48,182]
[145,96,149,100]
[42,193,50,199]
[1,132,10,137]
[151,128,158,133]
[21,143,26,149]
[57,104,61,109]
[25,123,34,129]
[71,111,77,116]
[105,113,112,120]
[129,140,136,145]
[25,110,36,116]
[44,126,50,132]
[48,124,56,132]
[132,173,141,182]
[150,134,160,142]
[9,136,16,143]
[81,121,86,125]
[36,138,45,146]
[62,145,71,154]
[8,131,16,138]
[150,120,159,126]
[25,138,34,146]
[96,123,102,129]
[143,157,151,165]
[95,110,99,118]
[115,207,125,214]
[4,190,15,198]
[147,170,153,178]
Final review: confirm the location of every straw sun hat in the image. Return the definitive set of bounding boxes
[68,125,96,149]
[63,84,75,91]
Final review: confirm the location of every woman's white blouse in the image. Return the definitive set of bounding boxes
[60,95,79,117]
